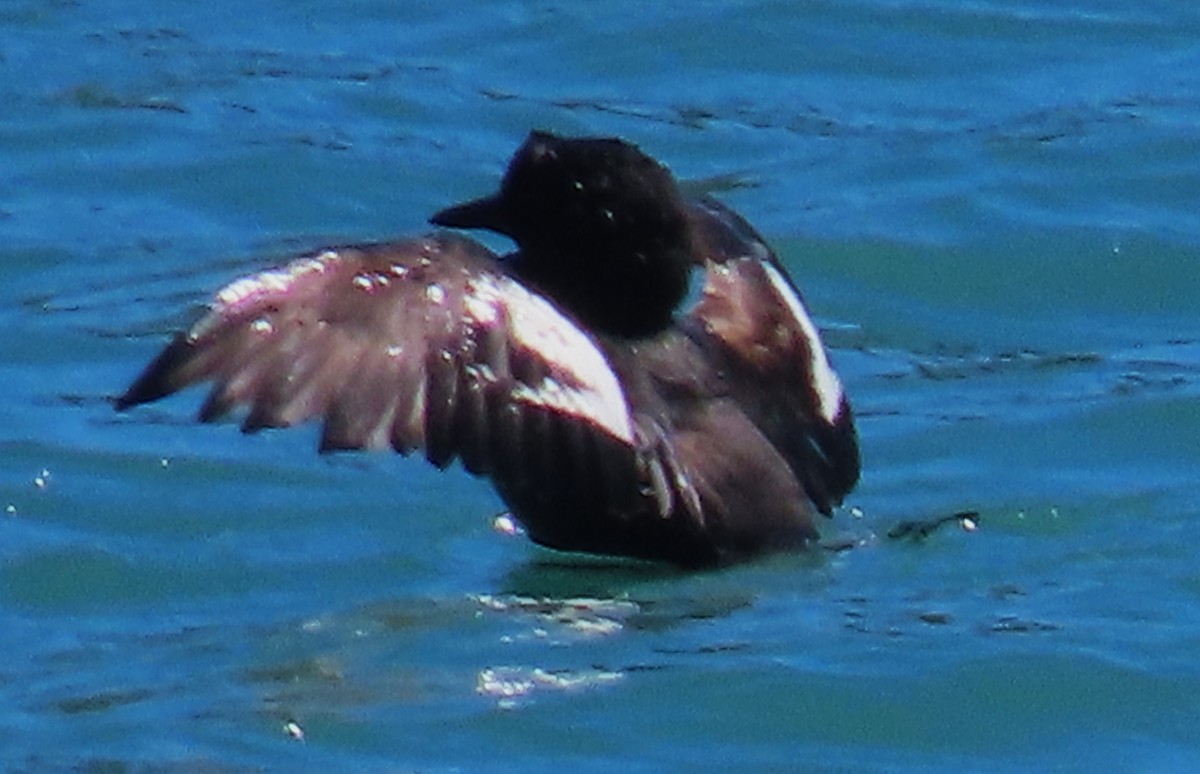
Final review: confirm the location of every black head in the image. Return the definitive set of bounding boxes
[431,131,695,338]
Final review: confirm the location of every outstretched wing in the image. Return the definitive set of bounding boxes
[116,233,641,507]
[685,197,860,515]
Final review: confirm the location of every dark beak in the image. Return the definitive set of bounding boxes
[429,193,511,235]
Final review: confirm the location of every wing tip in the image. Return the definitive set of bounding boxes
[115,336,196,412]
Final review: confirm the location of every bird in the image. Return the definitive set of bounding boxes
[116,130,860,567]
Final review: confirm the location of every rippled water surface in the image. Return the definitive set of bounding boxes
[3,1,1200,771]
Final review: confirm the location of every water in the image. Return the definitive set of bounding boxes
[3,1,1199,770]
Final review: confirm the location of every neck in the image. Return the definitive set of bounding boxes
[516,241,692,339]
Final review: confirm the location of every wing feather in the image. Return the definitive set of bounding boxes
[117,234,642,512]
[685,197,861,514]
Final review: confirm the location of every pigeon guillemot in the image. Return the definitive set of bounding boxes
[116,131,860,567]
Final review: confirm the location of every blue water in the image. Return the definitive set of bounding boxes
[4,1,1200,770]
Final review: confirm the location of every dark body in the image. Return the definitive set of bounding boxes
[118,133,859,567]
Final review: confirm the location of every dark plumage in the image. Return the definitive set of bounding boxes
[117,131,859,567]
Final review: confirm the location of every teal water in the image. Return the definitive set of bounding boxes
[3,1,1200,770]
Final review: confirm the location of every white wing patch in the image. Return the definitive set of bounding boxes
[465,274,635,445]
[760,261,845,425]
